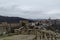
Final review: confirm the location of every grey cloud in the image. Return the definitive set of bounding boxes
[0,0,60,19]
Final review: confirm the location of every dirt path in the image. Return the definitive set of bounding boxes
[0,35,36,40]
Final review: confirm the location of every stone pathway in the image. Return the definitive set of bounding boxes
[0,35,36,40]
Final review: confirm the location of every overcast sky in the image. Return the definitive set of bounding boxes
[0,0,60,19]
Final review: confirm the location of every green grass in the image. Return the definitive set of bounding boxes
[0,33,17,39]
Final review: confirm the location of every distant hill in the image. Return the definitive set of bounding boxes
[0,16,33,23]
